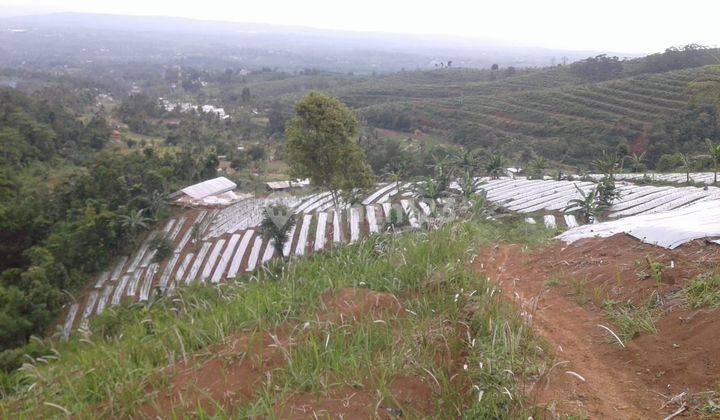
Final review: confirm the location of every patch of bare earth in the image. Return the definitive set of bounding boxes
[138,288,439,418]
[139,329,289,418]
[276,376,434,419]
[476,234,720,418]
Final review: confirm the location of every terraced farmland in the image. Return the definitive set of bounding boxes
[62,184,453,336]
[356,66,720,162]
[336,67,585,107]
[63,176,720,335]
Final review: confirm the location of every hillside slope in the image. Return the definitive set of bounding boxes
[356,65,720,164]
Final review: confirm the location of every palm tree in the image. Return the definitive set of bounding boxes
[528,156,548,179]
[485,153,506,179]
[702,139,720,184]
[622,152,646,173]
[592,150,620,178]
[260,204,297,255]
[120,208,152,243]
[451,148,481,176]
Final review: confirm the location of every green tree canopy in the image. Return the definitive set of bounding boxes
[285,92,375,205]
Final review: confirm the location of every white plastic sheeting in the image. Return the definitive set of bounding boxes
[111,275,130,306]
[366,205,379,234]
[181,177,236,200]
[315,212,328,251]
[125,269,143,297]
[349,208,360,243]
[246,236,264,271]
[139,263,158,301]
[201,239,226,282]
[227,230,254,278]
[557,199,720,249]
[62,304,79,340]
[589,172,718,185]
[186,242,212,283]
[478,178,720,218]
[543,215,557,229]
[211,234,240,283]
[295,214,313,255]
[81,291,99,324]
[261,239,276,263]
[96,285,113,315]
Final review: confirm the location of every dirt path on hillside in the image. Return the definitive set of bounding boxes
[476,236,720,419]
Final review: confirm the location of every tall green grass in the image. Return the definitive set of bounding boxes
[0,219,554,418]
[684,273,720,309]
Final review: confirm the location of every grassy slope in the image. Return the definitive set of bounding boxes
[0,218,554,418]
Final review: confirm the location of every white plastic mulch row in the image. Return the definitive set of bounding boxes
[201,239,226,282]
[295,214,313,255]
[543,215,557,229]
[332,210,342,243]
[186,242,212,283]
[557,199,720,249]
[125,269,143,297]
[175,253,194,287]
[159,253,181,288]
[139,263,158,301]
[261,239,276,263]
[211,233,241,283]
[362,183,395,204]
[282,225,297,257]
[127,231,158,273]
[111,275,130,306]
[315,211,328,251]
[80,290,99,326]
[94,271,110,289]
[480,178,720,218]
[366,206,379,233]
[62,303,79,339]
[589,172,718,185]
[400,199,420,228]
[228,230,254,278]
[349,208,360,243]
[110,256,128,281]
[563,215,579,228]
[96,284,113,315]
[246,236,264,272]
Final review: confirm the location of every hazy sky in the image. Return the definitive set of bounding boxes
[3,0,719,53]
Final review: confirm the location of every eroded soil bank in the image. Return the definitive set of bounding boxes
[476,234,720,418]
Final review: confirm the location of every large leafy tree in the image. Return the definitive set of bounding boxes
[285,93,375,206]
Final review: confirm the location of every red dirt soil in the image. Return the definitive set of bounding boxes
[476,234,720,418]
[316,287,403,323]
[139,329,289,418]
[276,376,434,419]
[138,288,430,419]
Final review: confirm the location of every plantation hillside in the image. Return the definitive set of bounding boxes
[350,66,720,166]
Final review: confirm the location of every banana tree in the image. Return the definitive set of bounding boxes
[701,139,720,184]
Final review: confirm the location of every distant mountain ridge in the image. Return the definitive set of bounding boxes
[0,12,638,73]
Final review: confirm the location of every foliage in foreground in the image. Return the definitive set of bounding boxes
[684,273,720,309]
[0,219,554,418]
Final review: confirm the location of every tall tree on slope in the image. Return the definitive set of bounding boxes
[285,92,375,207]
